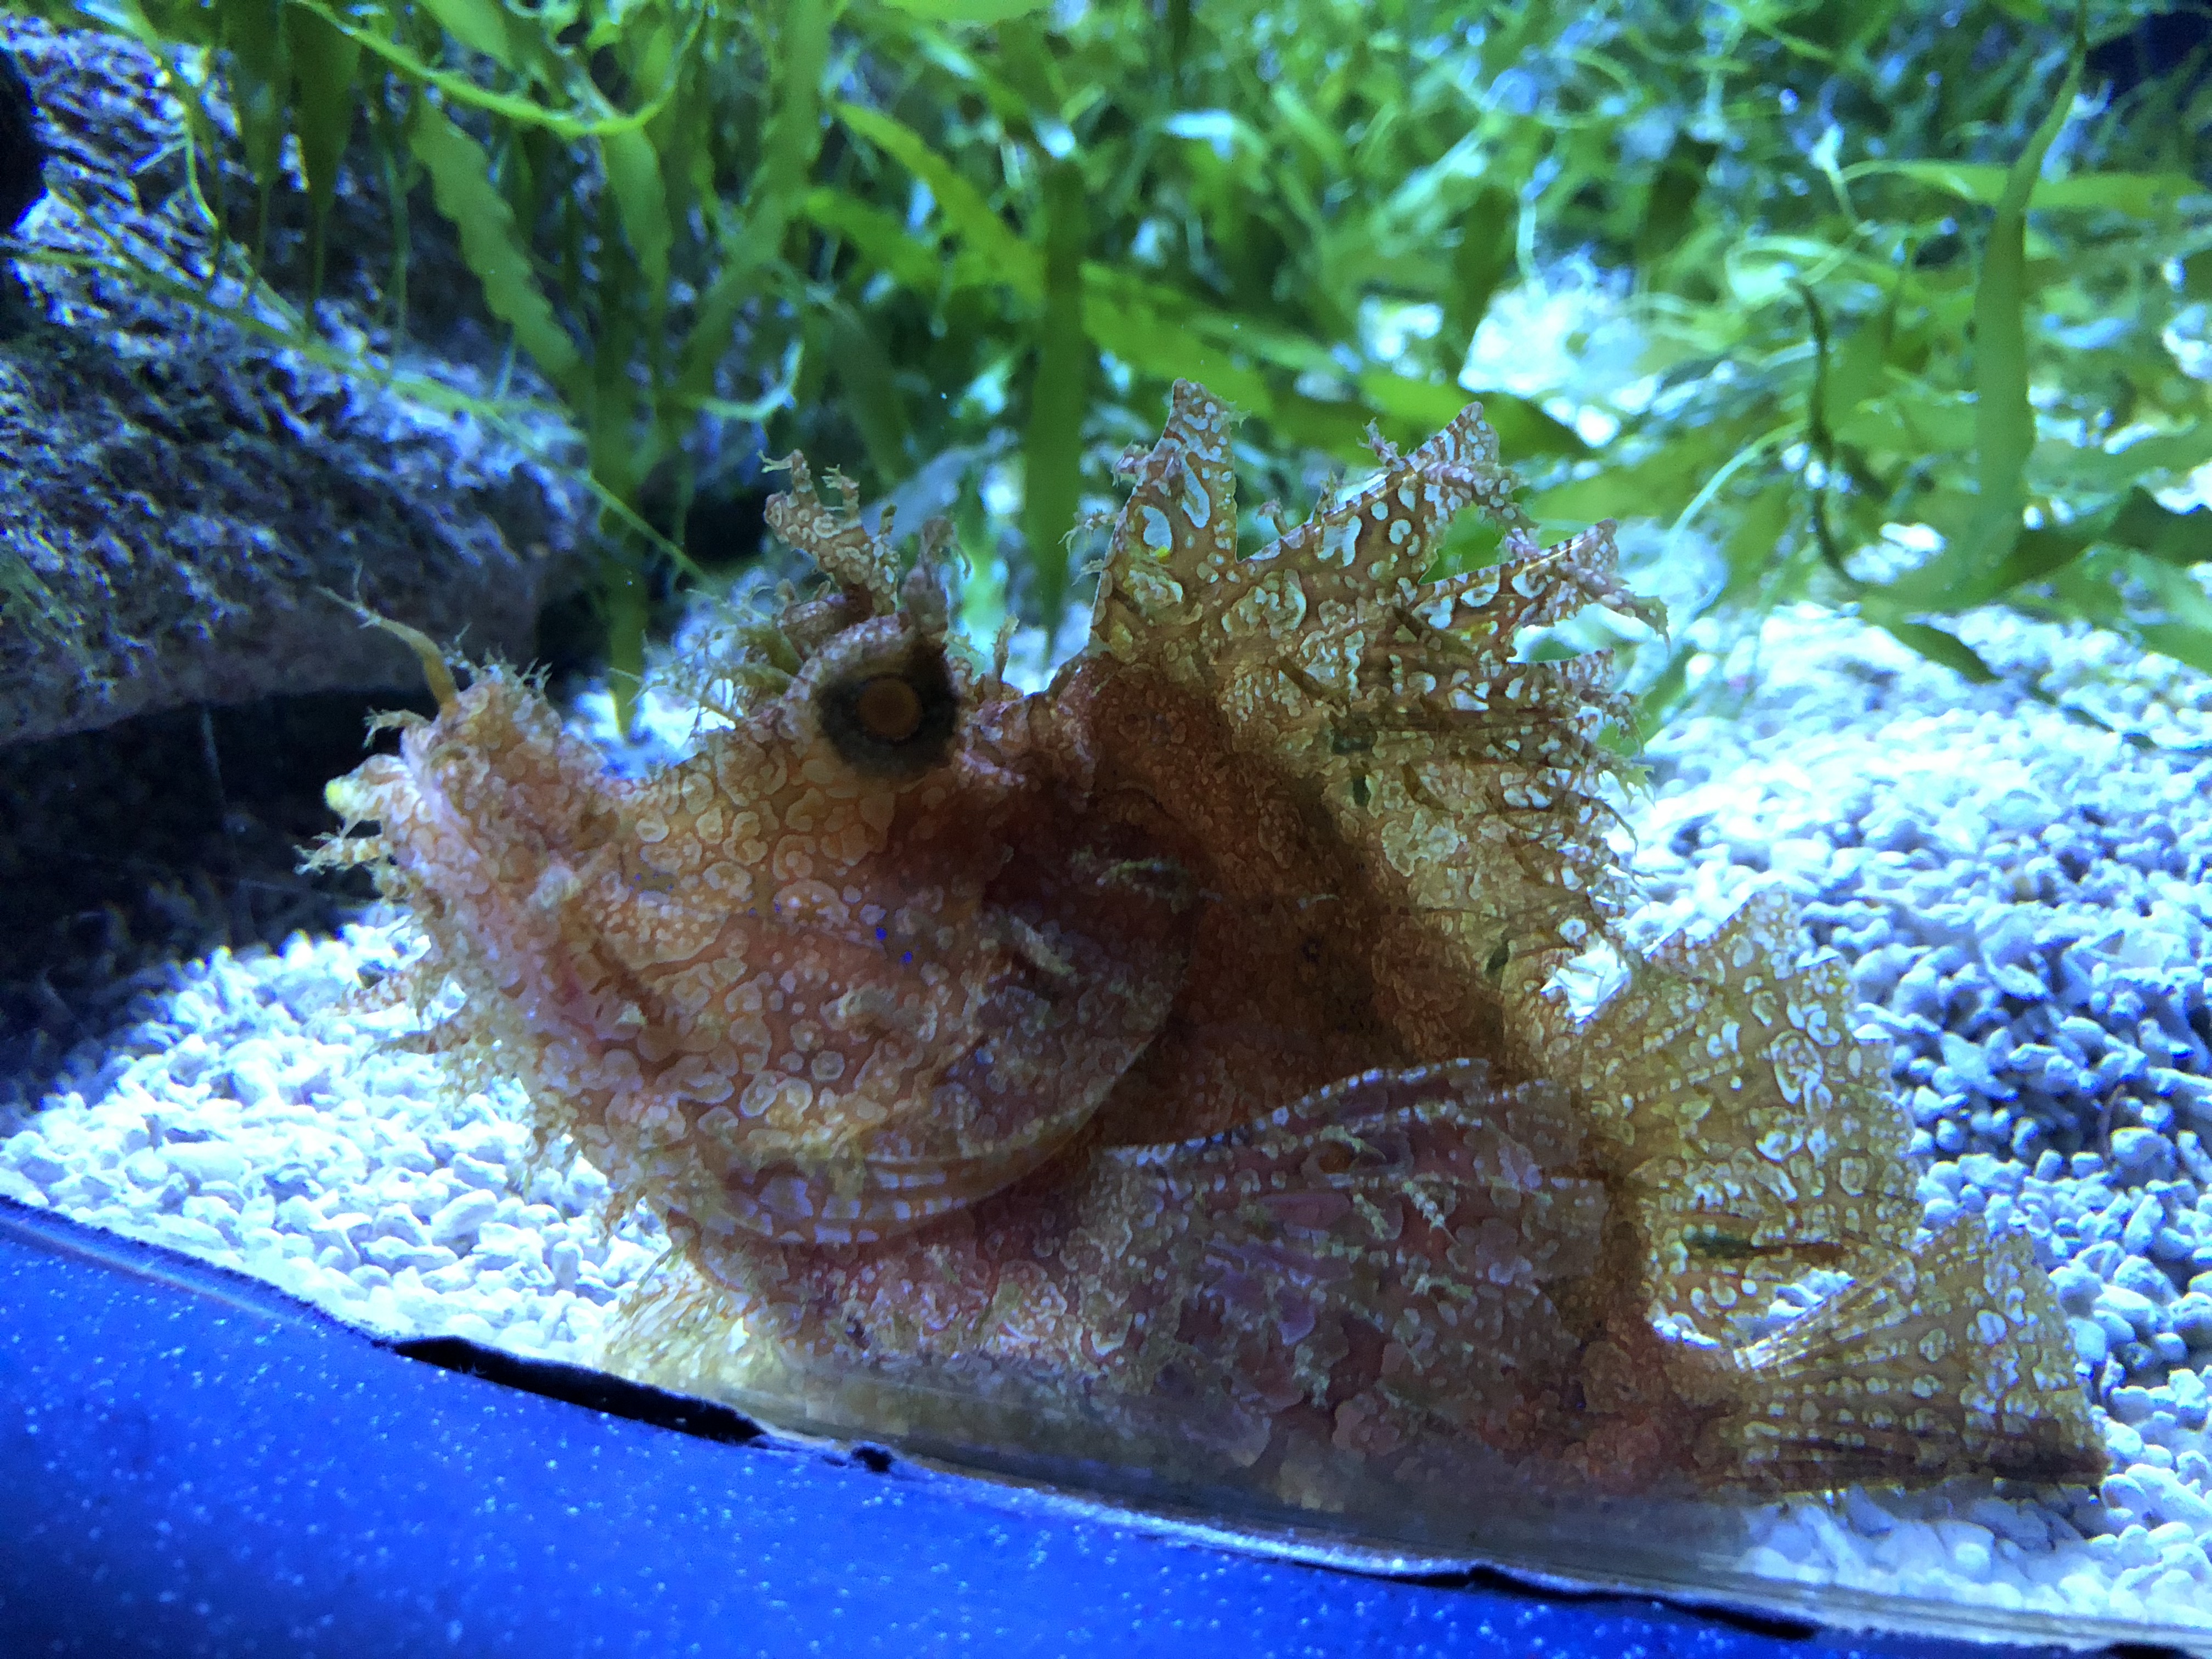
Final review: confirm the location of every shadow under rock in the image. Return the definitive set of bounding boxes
[0,685,438,1112]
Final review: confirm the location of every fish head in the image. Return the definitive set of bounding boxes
[641,500,1198,1246]
[316,461,1191,1252]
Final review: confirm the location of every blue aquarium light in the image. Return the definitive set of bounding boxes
[0,1197,2092,1659]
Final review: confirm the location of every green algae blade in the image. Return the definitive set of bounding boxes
[407,99,582,392]
[1023,156,1092,623]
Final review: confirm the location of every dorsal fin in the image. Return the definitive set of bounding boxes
[1089,379,1651,1054]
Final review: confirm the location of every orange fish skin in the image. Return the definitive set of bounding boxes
[317,381,2105,1516]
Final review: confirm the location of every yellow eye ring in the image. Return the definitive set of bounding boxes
[818,653,957,777]
[853,674,925,743]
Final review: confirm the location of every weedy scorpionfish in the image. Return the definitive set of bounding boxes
[317,382,2101,1542]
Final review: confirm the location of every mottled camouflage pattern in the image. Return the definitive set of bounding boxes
[317,382,2101,1517]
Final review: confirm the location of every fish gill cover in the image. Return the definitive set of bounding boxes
[311,382,2104,1552]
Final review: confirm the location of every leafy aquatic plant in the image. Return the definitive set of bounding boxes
[1518,6,2212,726]
[4,0,2207,733]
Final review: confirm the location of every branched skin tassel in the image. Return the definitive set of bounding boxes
[316,382,2104,1526]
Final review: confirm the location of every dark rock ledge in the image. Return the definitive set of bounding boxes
[0,14,594,751]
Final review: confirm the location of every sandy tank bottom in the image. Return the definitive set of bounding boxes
[3,602,2211,1643]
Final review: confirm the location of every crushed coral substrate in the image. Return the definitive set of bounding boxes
[4,600,2211,1635]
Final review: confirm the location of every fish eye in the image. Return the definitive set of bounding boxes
[817,651,958,778]
[853,675,924,743]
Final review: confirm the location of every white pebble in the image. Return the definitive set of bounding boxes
[428,1188,501,1249]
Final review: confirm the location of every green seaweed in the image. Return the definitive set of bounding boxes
[7,0,2208,737]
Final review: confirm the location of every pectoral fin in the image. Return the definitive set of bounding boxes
[1097,1060,1608,1460]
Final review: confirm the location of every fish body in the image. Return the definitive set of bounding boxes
[319,383,2102,1525]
